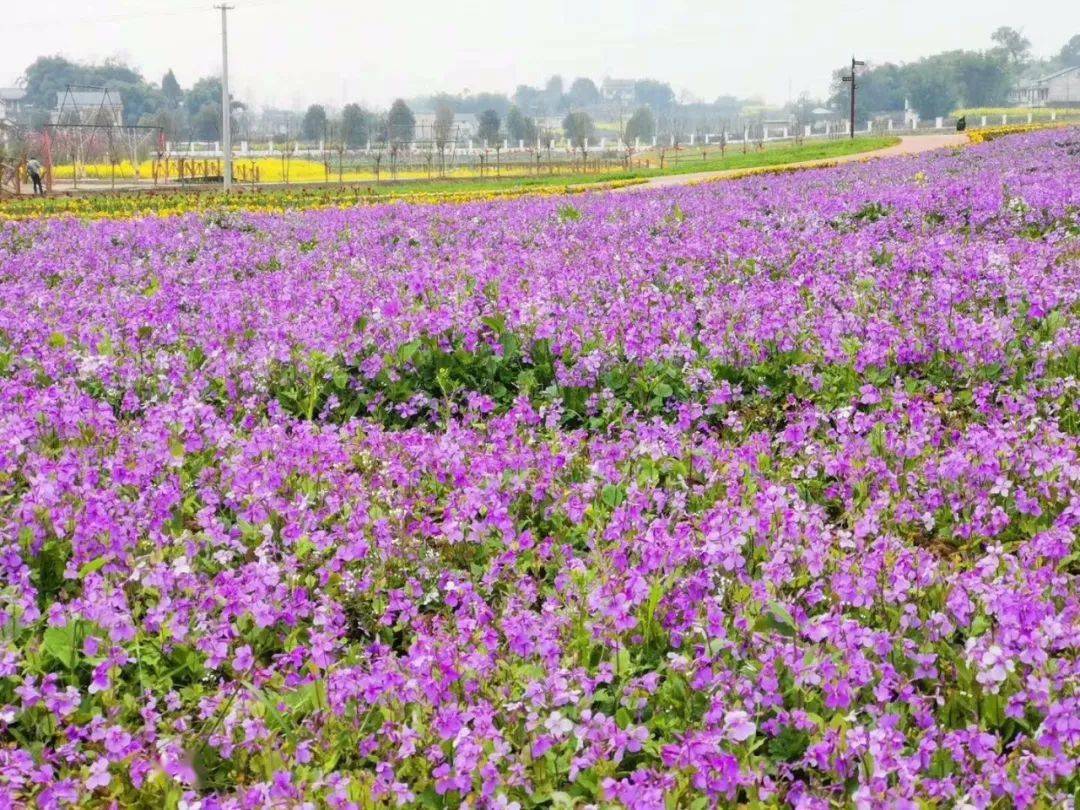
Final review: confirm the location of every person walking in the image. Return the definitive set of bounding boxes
[26,158,45,196]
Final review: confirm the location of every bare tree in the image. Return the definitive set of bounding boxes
[433,102,454,176]
[280,133,296,184]
[327,120,347,183]
[562,111,594,167]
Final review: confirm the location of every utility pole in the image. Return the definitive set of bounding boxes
[216,4,234,190]
[841,56,865,139]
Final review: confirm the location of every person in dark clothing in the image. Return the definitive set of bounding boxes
[26,158,44,196]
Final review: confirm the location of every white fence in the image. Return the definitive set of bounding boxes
[164,110,1068,160]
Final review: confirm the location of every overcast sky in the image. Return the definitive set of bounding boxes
[5,0,1079,110]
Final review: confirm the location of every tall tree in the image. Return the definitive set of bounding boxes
[567,77,601,108]
[1059,34,1080,67]
[457,92,510,117]
[505,106,536,144]
[477,109,501,146]
[184,78,224,116]
[829,62,906,121]
[512,84,543,113]
[22,56,140,109]
[952,51,1011,107]
[544,75,564,110]
[138,108,183,140]
[434,101,455,155]
[21,56,82,110]
[712,95,745,117]
[562,111,594,157]
[386,99,416,146]
[634,79,676,110]
[113,82,163,127]
[991,26,1031,68]
[161,69,183,108]
[341,103,369,147]
[192,103,221,140]
[180,77,244,140]
[302,104,328,141]
[623,107,655,145]
[904,59,958,118]
[20,55,163,126]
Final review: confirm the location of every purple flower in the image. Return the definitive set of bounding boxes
[723,710,756,742]
[84,758,110,791]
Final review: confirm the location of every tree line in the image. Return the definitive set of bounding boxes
[13,58,682,148]
[15,29,1076,148]
[829,29,1080,120]
[16,57,244,141]
[297,98,658,151]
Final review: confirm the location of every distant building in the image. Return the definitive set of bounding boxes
[52,89,124,125]
[1013,65,1080,107]
[259,108,301,137]
[0,88,27,125]
[412,112,478,141]
[533,116,565,141]
[602,78,636,104]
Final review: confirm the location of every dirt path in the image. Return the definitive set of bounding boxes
[617,134,969,192]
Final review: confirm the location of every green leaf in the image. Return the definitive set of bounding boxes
[78,556,108,579]
[982,692,1005,728]
[398,340,422,363]
[418,788,442,808]
[601,484,626,508]
[42,625,77,665]
[754,602,798,637]
[969,614,990,637]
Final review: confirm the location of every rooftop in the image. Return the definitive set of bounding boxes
[1022,64,1080,87]
[56,90,123,109]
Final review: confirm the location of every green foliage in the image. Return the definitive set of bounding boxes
[557,204,582,222]
[341,104,372,148]
[633,79,676,110]
[505,106,537,145]
[477,109,502,147]
[386,99,417,146]
[301,104,328,142]
[624,107,656,146]
[562,111,595,150]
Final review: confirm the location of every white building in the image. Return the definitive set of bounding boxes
[52,89,124,125]
[412,112,477,141]
[1013,65,1080,107]
[601,78,636,104]
[0,88,27,125]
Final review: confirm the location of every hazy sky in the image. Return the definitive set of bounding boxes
[5,0,1079,110]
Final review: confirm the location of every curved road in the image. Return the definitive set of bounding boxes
[617,134,968,192]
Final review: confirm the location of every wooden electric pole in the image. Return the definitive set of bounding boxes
[841,57,865,139]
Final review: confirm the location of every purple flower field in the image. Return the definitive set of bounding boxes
[0,129,1078,808]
